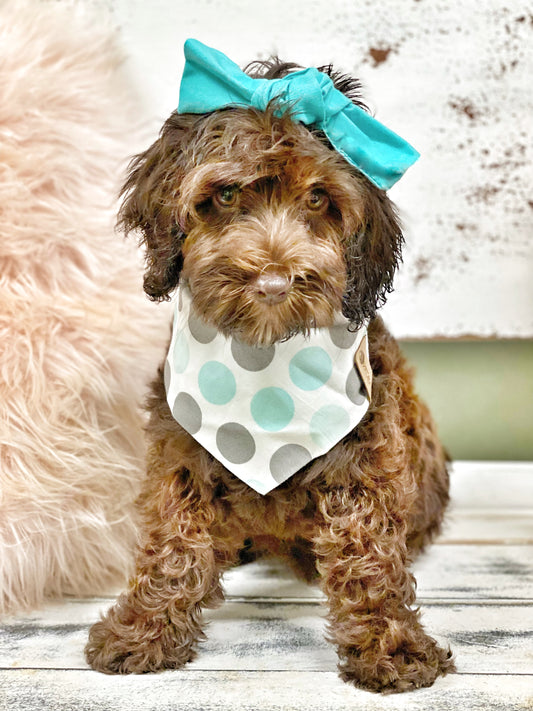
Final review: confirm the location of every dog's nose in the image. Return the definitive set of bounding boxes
[252,272,292,305]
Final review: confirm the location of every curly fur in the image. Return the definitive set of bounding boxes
[86,53,454,693]
[0,1,168,614]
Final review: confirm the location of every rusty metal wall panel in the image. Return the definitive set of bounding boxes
[92,0,533,337]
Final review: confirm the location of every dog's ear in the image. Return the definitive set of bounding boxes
[343,184,404,327]
[118,114,196,301]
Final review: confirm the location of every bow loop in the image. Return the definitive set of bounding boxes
[178,39,419,190]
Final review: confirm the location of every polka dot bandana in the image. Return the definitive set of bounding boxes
[165,287,371,495]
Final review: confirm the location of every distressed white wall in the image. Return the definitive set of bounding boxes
[86,0,532,338]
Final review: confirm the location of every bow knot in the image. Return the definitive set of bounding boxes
[249,79,284,114]
[250,69,329,125]
[178,39,419,190]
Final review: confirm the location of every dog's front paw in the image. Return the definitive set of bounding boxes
[338,620,455,693]
[85,611,195,675]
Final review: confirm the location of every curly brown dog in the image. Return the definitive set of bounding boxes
[86,43,454,693]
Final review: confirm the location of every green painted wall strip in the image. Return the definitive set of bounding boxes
[399,341,533,461]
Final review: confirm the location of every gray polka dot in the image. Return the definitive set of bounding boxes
[231,339,275,371]
[164,359,171,391]
[188,310,217,344]
[346,367,366,405]
[216,422,256,464]
[269,444,312,483]
[172,392,202,434]
[328,324,357,349]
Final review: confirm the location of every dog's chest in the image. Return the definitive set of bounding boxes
[165,287,371,495]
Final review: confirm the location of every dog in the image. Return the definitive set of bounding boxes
[86,39,454,693]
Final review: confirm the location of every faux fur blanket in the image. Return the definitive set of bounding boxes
[0,1,168,614]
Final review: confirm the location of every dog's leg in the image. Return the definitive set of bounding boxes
[85,468,231,674]
[314,487,454,693]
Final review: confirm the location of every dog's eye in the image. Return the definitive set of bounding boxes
[214,185,240,208]
[306,188,329,212]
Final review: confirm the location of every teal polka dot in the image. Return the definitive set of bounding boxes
[172,331,189,373]
[198,361,236,405]
[251,387,294,431]
[310,405,350,449]
[289,347,332,391]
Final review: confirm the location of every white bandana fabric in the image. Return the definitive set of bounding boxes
[165,287,371,495]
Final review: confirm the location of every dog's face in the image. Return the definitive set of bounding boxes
[119,65,403,346]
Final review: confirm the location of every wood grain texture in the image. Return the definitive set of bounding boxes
[1,600,532,675]
[1,671,532,711]
[1,462,532,710]
[224,545,533,600]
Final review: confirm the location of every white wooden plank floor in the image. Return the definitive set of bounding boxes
[1,461,532,711]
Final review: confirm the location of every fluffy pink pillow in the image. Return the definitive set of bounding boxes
[0,1,168,614]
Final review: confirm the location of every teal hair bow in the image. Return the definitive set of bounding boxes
[178,39,419,190]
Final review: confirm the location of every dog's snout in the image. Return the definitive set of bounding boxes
[252,272,292,305]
